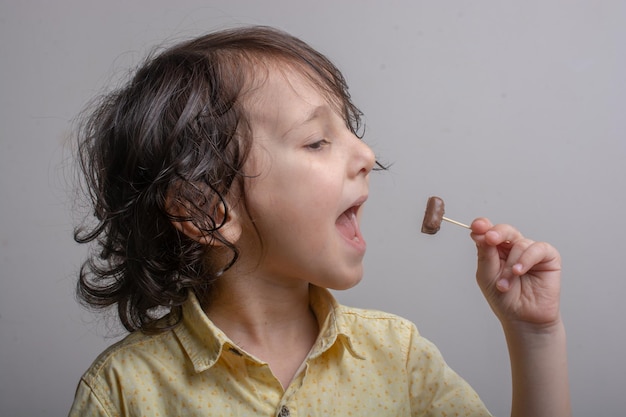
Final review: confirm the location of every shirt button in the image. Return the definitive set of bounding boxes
[278,405,290,417]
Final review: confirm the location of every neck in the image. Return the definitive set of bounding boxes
[202,271,319,349]
[202,272,320,389]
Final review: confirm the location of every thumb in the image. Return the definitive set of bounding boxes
[474,240,502,288]
[470,218,504,290]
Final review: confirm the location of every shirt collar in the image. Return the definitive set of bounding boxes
[173,291,232,373]
[308,285,366,361]
[174,286,365,374]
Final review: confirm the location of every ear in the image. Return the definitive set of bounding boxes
[166,192,242,247]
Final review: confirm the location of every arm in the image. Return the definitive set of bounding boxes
[470,218,571,417]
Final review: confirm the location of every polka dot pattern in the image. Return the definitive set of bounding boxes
[69,287,492,416]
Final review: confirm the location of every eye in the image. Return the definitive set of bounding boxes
[306,139,330,151]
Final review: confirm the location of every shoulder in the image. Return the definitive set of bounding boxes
[334,304,423,357]
[70,327,189,416]
[337,304,414,325]
[336,304,417,332]
[80,328,180,389]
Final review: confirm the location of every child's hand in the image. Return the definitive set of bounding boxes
[470,217,562,329]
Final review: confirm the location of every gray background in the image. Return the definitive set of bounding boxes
[1,1,624,416]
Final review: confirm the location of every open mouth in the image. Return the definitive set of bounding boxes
[336,205,363,244]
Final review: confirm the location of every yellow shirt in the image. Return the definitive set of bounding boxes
[69,286,491,416]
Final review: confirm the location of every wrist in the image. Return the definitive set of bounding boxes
[502,315,566,346]
[504,315,571,417]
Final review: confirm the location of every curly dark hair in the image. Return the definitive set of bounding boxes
[74,26,366,333]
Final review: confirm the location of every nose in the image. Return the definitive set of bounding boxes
[349,134,376,177]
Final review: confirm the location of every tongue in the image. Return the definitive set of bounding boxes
[336,210,357,240]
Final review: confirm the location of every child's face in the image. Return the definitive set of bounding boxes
[237,65,376,290]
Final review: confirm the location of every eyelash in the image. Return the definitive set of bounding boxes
[306,139,330,151]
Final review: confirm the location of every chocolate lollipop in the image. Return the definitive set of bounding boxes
[421,196,469,234]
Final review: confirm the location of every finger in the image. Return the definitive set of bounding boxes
[470,217,493,247]
[494,238,535,291]
[483,223,525,247]
[470,217,493,235]
[512,241,561,276]
[475,223,532,292]
[497,240,560,292]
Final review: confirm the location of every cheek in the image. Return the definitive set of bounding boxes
[244,155,343,229]
[245,188,335,253]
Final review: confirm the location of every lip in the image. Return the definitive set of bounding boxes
[337,194,368,223]
[347,194,368,219]
[352,194,368,208]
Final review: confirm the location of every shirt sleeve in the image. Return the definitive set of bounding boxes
[68,379,115,417]
[406,324,493,417]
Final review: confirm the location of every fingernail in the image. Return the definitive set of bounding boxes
[496,278,510,291]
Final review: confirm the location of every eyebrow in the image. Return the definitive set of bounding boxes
[281,105,327,139]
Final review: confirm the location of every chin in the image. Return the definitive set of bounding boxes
[326,273,363,291]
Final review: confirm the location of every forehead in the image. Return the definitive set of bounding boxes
[243,63,342,132]
[245,68,319,130]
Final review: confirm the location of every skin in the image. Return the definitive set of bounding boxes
[470,218,571,417]
[197,65,375,388]
[177,64,571,414]
[235,68,375,291]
